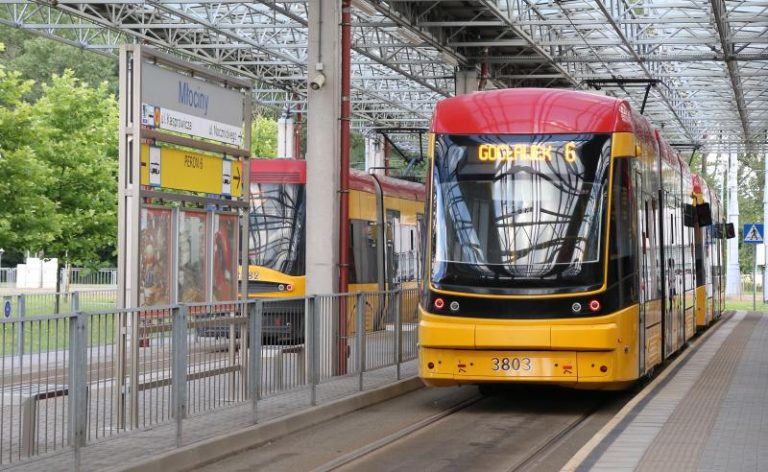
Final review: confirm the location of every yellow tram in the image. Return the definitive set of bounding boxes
[418,89,731,389]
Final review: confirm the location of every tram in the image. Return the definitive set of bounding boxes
[248,158,425,342]
[418,88,732,389]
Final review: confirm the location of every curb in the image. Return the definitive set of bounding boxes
[114,377,425,472]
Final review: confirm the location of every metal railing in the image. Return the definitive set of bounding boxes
[0,287,420,467]
[0,290,117,325]
[65,268,117,287]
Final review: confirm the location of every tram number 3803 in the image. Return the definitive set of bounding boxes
[491,357,532,372]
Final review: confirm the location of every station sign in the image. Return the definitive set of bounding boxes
[141,63,245,147]
[140,144,242,197]
[140,105,244,147]
[141,63,244,127]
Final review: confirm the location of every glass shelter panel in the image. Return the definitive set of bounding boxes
[139,207,173,306]
[213,213,238,301]
[179,210,209,303]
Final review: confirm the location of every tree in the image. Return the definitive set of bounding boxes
[30,71,118,267]
[0,44,59,258]
[251,115,278,157]
[0,26,118,99]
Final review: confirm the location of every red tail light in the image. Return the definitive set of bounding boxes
[434,298,445,310]
[588,300,601,312]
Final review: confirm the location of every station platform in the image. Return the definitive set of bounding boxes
[6,363,421,472]
[565,310,767,472]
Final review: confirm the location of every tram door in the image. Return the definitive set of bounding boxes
[635,169,647,374]
[662,189,681,359]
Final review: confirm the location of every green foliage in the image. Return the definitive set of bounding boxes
[0,49,59,254]
[30,72,118,266]
[0,25,118,99]
[735,152,764,274]
[350,131,366,169]
[251,115,278,158]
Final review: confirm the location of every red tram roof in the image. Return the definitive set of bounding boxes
[350,169,426,201]
[249,159,425,200]
[431,88,635,135]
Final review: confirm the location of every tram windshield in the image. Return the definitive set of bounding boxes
[430,134,611,294]
[249,183,306,276]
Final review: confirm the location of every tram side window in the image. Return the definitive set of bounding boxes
[349,219,378,284]
[609,159,638,301]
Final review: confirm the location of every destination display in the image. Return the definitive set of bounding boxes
[475,141,579,163]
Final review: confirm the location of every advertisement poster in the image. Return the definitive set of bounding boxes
[178,211,208,303]
[213,213,238,301]
[139,207,172,307]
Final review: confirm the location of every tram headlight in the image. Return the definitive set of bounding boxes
[449,301,460,312]
[571,303,582,313]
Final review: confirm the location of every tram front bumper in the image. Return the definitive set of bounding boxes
[419,347,616,386]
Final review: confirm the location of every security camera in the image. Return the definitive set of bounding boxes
[310,72,326,90]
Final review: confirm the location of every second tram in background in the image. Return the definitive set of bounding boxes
[248,159,425,344]
[419,88,733,390]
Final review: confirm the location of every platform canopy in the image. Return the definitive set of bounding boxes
[2,0,766,156]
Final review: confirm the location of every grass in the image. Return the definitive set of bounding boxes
[725,297,768,312]
[1,291,118,355]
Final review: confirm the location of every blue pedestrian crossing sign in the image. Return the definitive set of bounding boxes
[743,224,764,244]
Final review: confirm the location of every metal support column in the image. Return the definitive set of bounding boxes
[394,289,402,380]
[68,312,87,470]
[763,134,768,302]
[356,293,365,391]
[248,300,263,424]
[726,142,741,295]
[171,305,188,447]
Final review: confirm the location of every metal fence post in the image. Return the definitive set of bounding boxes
[17,294,25,357]
[308,296,318,406]
[70,291,80,313]
[356,292,365,391]
[68,312,87,470]
[171,305,188,448]
[248,300,263,424]
[394,289,402,380]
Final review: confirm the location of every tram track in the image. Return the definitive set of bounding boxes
[310,386,627,472]
[312,394,485,472]
[505,395,614,472]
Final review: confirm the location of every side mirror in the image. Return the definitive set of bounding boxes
[712,223,723,239]
[725,223,736,239]
[696,202,712,226]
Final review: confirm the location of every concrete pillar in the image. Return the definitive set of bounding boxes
[726,144,741,296]
[455,69,478,95]
[306,0,341,296]
[365,135,385,175]
[277,107,294,159]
